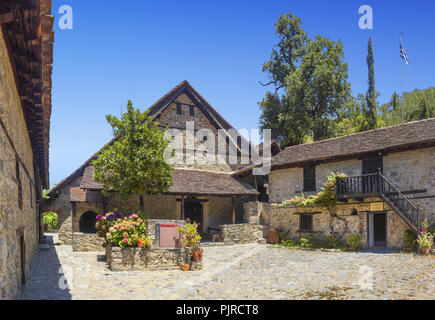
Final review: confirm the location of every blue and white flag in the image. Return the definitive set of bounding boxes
[400,36,409,66]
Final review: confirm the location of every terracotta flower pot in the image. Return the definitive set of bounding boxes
[347,246,355,251]
[421,247,431,255]
[181,264,190,271]
[421,228,428,233]
[192,249,203,262]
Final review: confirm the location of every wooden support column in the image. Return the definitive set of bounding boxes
[232,196,236,224]
[181,195,185,220]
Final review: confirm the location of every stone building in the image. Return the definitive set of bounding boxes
[237,118,435,249]
[0,0,54,299]
[42,81,262,250]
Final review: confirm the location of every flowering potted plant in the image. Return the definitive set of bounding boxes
[346,233,361,251]
[177,220,202,262]
[421,220,429,233]
[96,210,151,248]
[417,232,433,255]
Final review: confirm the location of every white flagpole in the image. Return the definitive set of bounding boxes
[400,33,404,123]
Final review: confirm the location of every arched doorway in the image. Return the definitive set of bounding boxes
[79,211,97,234]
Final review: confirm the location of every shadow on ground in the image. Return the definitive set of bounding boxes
[20,234,72,300]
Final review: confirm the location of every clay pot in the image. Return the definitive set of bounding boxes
[421,247,431,255]
[421,228,428,233]
[346,246,355,251]
[192,249,203,262]
[404,247,413,252]
[181,264,190,271]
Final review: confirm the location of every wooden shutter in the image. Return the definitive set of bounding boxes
[303,164,316,192]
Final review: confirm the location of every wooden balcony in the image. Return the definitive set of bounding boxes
[335,173,383,199]
[335,172,421,231]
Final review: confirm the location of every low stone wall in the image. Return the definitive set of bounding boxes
[105,246,203,271]
[72,232,105,252]
[58,215,72,245]
[243,200,410,249]
[220,223,266,244]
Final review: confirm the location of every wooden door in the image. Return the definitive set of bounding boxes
[362,157,383,193]
[184,201,203,231]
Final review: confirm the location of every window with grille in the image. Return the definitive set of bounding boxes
[176,103,182,115]
[299,214,313,231]
[303,164,316,192]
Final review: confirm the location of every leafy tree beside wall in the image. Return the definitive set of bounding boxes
[92,100,173,216]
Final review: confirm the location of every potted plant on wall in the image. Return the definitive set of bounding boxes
[417,232,433,255]
[403,229,416,252]
[177,221,202,262]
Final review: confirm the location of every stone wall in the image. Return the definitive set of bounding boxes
[0,31,41,299]
[244,200,411,249]
[72,233,105,252]
[220,224,266,244]
[384,147,435,223]
[106,246,202,271]
[268,147,435,226]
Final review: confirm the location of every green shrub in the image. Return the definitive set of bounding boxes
[279,239,298,247]
[325,233,340,249]
[299,237,313,248]
[404,229,417,247]
[307,234,324,248]
[346,233,362,248]
[43,212,58,231]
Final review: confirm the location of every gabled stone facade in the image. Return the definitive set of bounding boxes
[42,82,259,251]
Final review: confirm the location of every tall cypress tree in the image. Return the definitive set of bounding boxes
[365,37,377,129]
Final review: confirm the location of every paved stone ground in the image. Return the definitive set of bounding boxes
[20,234,434,300]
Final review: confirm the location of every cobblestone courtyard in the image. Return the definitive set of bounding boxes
[20,234,434,300]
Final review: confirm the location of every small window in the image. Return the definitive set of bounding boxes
[176,103,182,115]
[189,105,195,117]
[303,164,316,192]
[299,214,313,231]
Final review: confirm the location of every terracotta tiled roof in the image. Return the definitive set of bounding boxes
[1,0,54,188]
[271,118,435,170]
[80,166,259,196]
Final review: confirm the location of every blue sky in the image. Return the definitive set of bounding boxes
[49,0,435,187]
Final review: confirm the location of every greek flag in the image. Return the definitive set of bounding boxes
[400,36,409,66]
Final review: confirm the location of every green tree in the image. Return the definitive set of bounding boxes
[259,12,351,147]
[364,37,378,130]
[92,100,173,215]
[379,87,435,125]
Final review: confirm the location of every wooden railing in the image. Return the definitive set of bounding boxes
[335,173,382,197]
[335,172,420,231]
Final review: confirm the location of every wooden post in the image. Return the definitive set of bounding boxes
[232,196,236,224]
[181,195,185,220]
